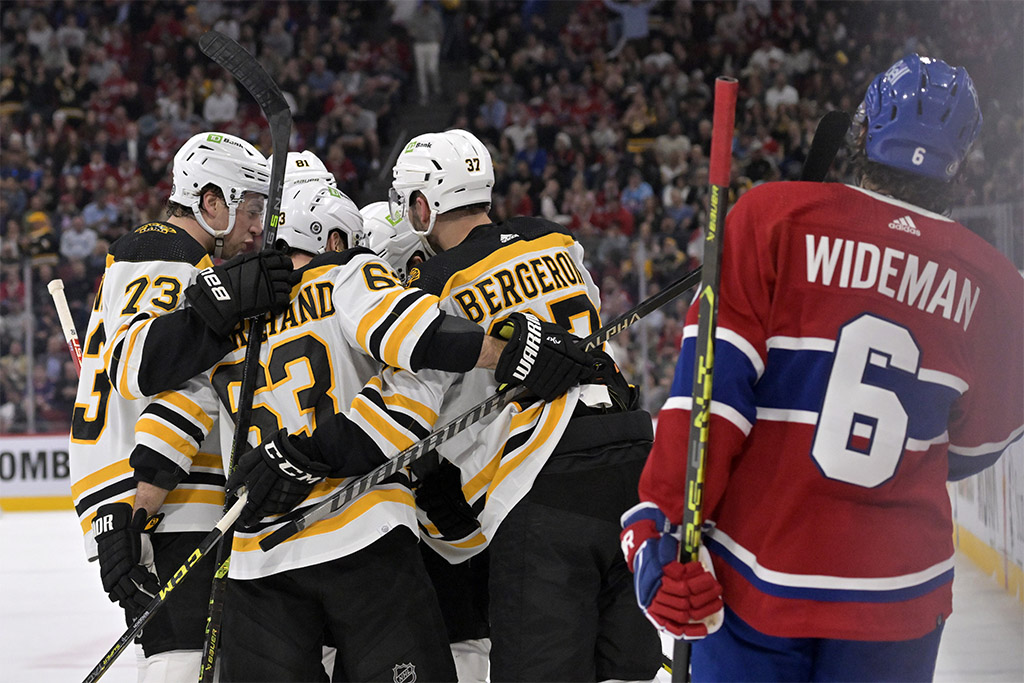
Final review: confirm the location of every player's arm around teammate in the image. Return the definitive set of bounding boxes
[72,131,295,682]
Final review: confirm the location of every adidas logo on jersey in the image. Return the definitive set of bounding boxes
[500,233,519,243]
[888,215,920,236]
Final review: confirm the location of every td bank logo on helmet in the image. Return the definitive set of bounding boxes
[403,141,432,153]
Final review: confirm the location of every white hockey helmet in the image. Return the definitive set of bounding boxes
[360,201,433,280]
[169,132,270,247]
[388,128,493,238]
[277,183,364,255]
[270,150,338,188]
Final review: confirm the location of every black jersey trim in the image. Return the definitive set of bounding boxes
[366,289,431,362]
[75,477,136,518]
[110,223,209,266]
[358,385,432,440]
[411,216,577,295]
[143,403,207,446]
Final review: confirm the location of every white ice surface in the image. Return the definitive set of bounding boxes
[1,510,1021,682]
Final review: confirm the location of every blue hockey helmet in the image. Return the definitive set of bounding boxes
[857,54,982,181]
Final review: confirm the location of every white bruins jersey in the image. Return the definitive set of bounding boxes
[353,217,601,563]
[70,223,227,559]
[209,249,445,580]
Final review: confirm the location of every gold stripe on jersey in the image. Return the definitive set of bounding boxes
[158,391,215,432]
[192,451,223,470]
[78,493,135,533]
[380,294,438,368]
[135,418,195,458]
[164,487,225,508]
[231,487,415,553]
[420,521,488,549]
[461,402,547,501]
[71,458,132,500]
[439,233,580,301]
[292,264,335,295]
[355,288,406,353]
[366,375,440,426]
[108,313,154,399]
[488,395,568,498]
[351,394,418,452]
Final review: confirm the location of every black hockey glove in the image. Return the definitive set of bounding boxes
[185,250,295,337]
[494,312,595,401]
[415,459,479,541]
[92,502,163,612]
[226,429,331,529]
[588,349,638,412]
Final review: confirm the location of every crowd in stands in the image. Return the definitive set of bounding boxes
[1,0,1021,431]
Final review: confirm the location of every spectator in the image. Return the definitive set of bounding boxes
[203,79,239,125]
[765,69,799,113]
[412,2,444,105]
[478,90,508,133]
[621,168,654,217]
[515,131,548,178]
[59,215,98,262]
[81,189,119,233]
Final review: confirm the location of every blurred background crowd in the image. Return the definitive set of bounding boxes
[2,0,1022,433]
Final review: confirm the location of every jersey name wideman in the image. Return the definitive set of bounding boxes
[805,234,980,332]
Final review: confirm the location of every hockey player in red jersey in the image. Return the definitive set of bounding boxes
[621,54,1023,681]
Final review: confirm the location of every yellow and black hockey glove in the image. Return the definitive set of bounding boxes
[493,312,595,401]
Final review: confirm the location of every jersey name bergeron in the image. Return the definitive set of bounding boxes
[452,251,587,323]
[806,234,979,332]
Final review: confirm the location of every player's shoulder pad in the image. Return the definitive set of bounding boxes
[110,222,208,266]
[409,217,577,295]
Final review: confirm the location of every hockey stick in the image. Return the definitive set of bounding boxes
[47,279,83,375]
[673,76,738,683]
[260,264,704,552]
[801,111,852,182]
[80,493,248,683]
[196,30,292,683]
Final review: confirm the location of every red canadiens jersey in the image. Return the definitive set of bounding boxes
[640,182,1024,641]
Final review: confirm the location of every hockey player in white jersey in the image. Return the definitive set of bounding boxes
[69,131,294,681]
[344,129,664,681]
[196,178,595,681]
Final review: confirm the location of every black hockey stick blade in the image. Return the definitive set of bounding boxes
[81,494,247,683]
[259,265,704,552]
[199,31,288,118]
[801,111,852,182]
[199,30,291,248]
[196,30,292,683]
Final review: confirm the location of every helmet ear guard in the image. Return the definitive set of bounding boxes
[858,54,982,181]
[389,129,494,237]
[276,184,364,255]
[361,201,433,281]
[169,132,270,251]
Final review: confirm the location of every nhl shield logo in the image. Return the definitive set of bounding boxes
[393,663,416,683]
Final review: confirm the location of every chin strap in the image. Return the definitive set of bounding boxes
[191,200,237,259]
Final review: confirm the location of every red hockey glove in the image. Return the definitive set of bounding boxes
[621,502,724,640]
